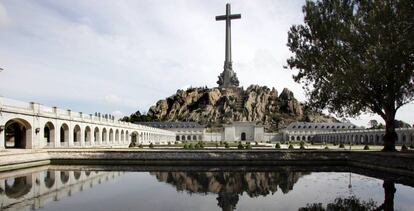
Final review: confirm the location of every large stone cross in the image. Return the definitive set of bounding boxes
[216,3,241,88]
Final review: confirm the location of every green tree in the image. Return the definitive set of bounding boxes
[286,0,414,151]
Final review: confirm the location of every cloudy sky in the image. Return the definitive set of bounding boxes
[0,0,412,127]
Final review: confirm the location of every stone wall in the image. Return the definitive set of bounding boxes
[0,150,413,177]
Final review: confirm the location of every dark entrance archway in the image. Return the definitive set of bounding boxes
[60,123,69,144]
[241,132,246,141]
[44,122,55,146]
[5,118,32,149]
[131,132,138,144]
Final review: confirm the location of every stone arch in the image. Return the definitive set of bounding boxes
[60,171,70,184]
[375,135,380,145]
[94,127,100,143]
[369,135,374,144]
[60,123,69,144]
[186,135,191,141]
[74,171,81,180]
[5,175,32,198]
[302,136,306,141]
[131,131,138,144]
[4,118,32,149]
[193,135,197,141]
[241,132,246,141]
[176,135,180,141]
[125,131,129,142]
[411,133,414,144]
[115,129,120,142]
[109,128,114,143]
[44,122,55,145]
[102,128,107,143]
[73,125,81,144]
[44,170,55,189]
[121,130,125,142]
[182,135,186,141]
[402,134,407,144]
[84,126,92,143]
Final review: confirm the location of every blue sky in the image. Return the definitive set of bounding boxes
[0,0,412,127]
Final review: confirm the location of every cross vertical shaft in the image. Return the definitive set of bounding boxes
[225,3,232,63]
[216,3,241,88]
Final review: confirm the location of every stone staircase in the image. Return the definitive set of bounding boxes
[235,89,248,111]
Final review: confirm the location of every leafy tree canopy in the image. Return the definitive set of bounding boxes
[120,111,157,122]
[286,0,414,151]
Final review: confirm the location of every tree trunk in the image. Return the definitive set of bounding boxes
[383,180,396,211]
[383,114,397,152]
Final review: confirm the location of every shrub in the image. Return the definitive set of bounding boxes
[183,144,188,149]
[174,141,179,145]
[237,143,244,149]
[275,143,281,149]
[149,143,154,149]
[401,144,408,151]
[339,143,345,148]
[138,144,143,149]
[188,143,194,149]
[195,143,201,149]
[255,141,259,146]
[128,142,136,148]
[167,142,171,146]
[288,144,294,149]
[324,146,329,149]
[220,141,224,146]
[333,142,338,146]
[215,142,219,148]
[224,142,230,149]
[311,141,314,145]
[410,144,414,149]
[245,144,252,149]
[363,145,370,150]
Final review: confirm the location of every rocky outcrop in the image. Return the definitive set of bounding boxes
[147,85,337,131]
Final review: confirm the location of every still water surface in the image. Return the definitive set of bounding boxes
[0,166,413,211]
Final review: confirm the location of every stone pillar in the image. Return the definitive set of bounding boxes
[68,124,74,148]
[0,126,5,149]
[80,126,85,147]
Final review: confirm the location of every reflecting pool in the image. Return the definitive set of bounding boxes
[0,166,413,211]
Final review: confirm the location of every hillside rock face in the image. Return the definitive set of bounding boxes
[147,85,336,131]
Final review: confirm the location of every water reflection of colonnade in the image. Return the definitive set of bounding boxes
[0,168,123,211]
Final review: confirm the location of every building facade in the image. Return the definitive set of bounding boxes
[0,97,175,149]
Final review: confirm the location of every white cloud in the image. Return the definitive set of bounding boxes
[0,3,10,27]
[0,0,412,126]
[111,110,124,119]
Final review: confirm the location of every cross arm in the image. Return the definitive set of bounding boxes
[215,15,227,21]
[215,14,241,21]
[229,14,241,19]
